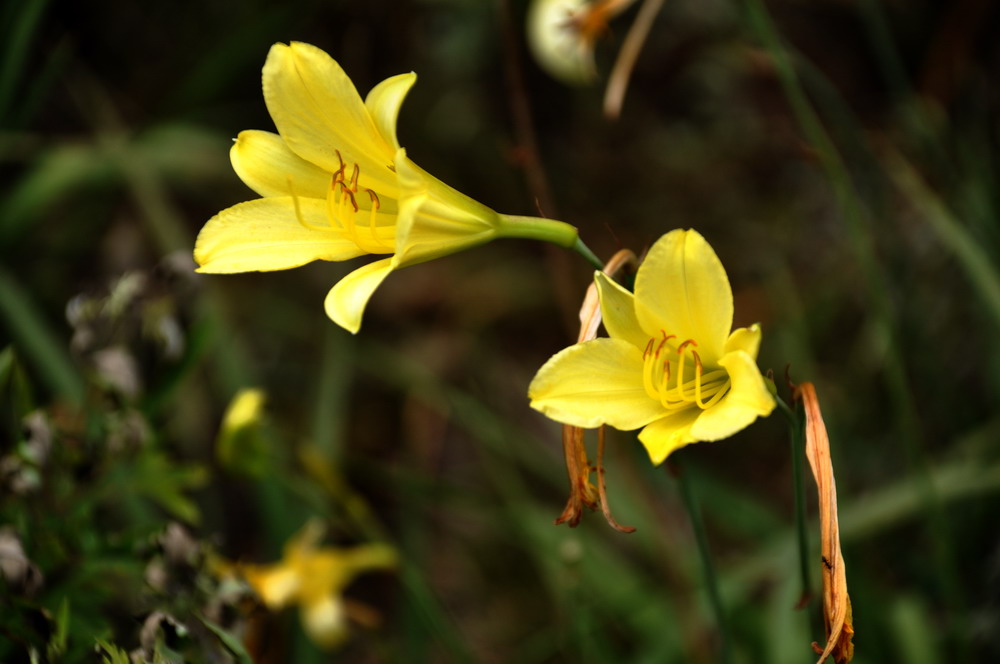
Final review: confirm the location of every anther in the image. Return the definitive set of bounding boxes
[677,339,698,355]
[366,189,380,209]
[656,331,675,356]
[643,338,655,359]
[332,150,347,184]
[342,187,359,213]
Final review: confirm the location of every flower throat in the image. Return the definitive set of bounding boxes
[641,331,731,411]
[289,149,392,253]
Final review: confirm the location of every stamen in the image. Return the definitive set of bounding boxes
[677,339,698,353]
[287,176,326,231]
[349,163,360,192]
[675,347,687,400]
[674,339,698,401]
[692,350,709,408]
[365,188,391,250]
[657,359,672,408]
[342,187,359,213]
[656,331,675,356]
[332,150,347,185]
[336,182,360,245]
[643,334,733,412]
[701,380,730,408]
[642,351,657,398]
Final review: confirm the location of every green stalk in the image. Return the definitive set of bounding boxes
[673,454,733,664]
[498,214,605,271]
[777,396,812,613]
[572,237,605,272]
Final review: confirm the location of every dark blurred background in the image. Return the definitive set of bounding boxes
[1,0,999,662]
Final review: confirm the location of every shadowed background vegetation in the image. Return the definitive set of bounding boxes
[1,0,998,661]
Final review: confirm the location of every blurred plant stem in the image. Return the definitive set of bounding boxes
[776,395,812,611]
[497,0,581,335]
[883,149,1000,332]
[573,238,604,272]
[673,454,733,664]
[742,0,969,651]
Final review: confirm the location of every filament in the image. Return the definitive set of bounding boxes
[287,176,327,231]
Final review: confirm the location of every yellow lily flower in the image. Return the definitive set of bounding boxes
[194,42,580,333]
[528,229,775,464]
[241,521,396,650]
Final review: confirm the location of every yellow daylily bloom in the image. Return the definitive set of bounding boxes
[194,42,580,333]
[529,229,775,464]
[241,521,396,650]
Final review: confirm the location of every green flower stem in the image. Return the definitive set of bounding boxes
[776,394,811,608]
[498,214,604,271]
[572,237,605,272]
[674,455,733,664]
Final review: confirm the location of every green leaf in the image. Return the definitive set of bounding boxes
[199,616,254,664]
[0,269,84,405]
[94,638,130,664]
[102,449,209,525]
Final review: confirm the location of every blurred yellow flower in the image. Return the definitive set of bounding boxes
[194,42,579,333]
[215,388,268,476]
[241,521,396,650]
[529,229,775,464]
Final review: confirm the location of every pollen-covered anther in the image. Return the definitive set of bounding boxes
[332,149,347,185]
[656,331,675,356]
[340,186,359,213]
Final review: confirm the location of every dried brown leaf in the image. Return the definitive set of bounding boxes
[796,382,854,664]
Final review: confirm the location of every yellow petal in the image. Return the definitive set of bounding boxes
[324,258,394,334]
[392,151,499,266]
[637,410,701,465]
[634,229,733,366]
[230,130,330,199]
[194,198,365,273]
[300,595,349,650]
[689,350,775,440]
[262,42,397,194]
[529,338,665,430]
[595,271,648,350]
[365,72,416,151]
[724,323,762,360]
